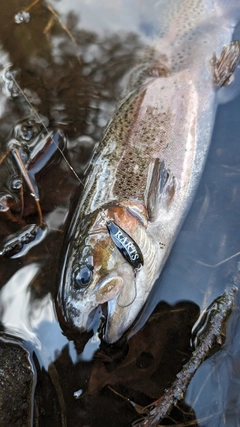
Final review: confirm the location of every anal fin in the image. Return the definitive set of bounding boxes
[211,40,240,87]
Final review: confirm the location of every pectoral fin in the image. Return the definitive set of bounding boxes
[147,159,176,221]
[211,40,240,87]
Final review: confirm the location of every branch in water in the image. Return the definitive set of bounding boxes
[133,286,237,427]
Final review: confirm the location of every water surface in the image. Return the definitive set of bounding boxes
[0,1,240,426]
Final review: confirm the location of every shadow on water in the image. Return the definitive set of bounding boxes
[0,1,240,426]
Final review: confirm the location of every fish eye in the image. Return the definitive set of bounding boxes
[73,265,93,289]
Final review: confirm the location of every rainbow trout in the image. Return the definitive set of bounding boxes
[58,0,240,343]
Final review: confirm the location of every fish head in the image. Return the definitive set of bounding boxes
[58,204,154,343]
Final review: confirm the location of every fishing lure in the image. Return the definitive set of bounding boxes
[105,219,144,270]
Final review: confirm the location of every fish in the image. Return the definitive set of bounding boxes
[57,0,240,343]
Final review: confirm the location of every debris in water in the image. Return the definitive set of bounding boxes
[133,286,237,427]
[14,11,30,24]
[2,67,20,98]
[74,389,83,399]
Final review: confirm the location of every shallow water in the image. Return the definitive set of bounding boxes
[0,1,240,426]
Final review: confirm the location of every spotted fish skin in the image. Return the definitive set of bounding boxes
[58,0,240,343]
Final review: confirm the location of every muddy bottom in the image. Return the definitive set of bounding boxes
[0,338,34,426]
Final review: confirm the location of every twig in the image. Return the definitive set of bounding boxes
[133,286,237,427]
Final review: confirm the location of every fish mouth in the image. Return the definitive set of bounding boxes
[103,300,132,343]
[59,275,125,335]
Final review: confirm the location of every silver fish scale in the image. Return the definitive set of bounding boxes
[112,91,171,201]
